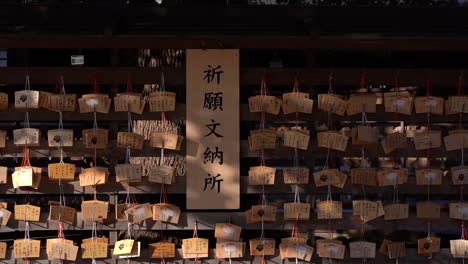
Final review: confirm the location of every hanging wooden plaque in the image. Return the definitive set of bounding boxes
[446,96,468,114]
[383,203,409,220]
[12,167,41,189]
[279,241,313,261]
[283,129,310,150]
[48,93,77,112]
[451,166,468,185]
[113,239,136,256]
[81,240,108,259]
[114,93,145,114]
[0,92,8,111]
[124,203,153,224]
[317,241,345,259]
[381,132,406,154]
[377,168,408,186]
[347,94,377,115]
[248,128,277,151]
[249,238,276,256]
[451,239,468,258]
[115,203,136,221]
[47,129,73,147]
[14,204,40,222]
[282,92,313,114]
[13,239,41,259]
[317,131,349,151]
[444,132,468,151]
[182,238,209,259]
[450,203,468,220]
[0,208,11,226]
[148,165,176,184]
[39,91,52,109]
[78,94,111,114]
[349,241,376,259]
[215,241,244,259]
[117,132,145,150]
[48,163,76,181]
[215,223,242,241]
[15,90,40,109]
[0,130,6,148]
[313,169,340,187]
[79,167,108,186]
[283,167,309,184]
[415,168,443,185]
[150,132,183,150]
[49,205,76,224]
[148,91,176,112]
[0,242,6,259]
[115,164,142,183]
[384,91,413,115]
[388,242,406,259]
[81,200,109,221]
[318,94,347,116]
[0,166,7,184]
[248,95,282,115]
[351,126,379,145]
[152,203,181,224]
[418,237,440,255]
[150,242,176,259]
[416,202,441,219]
[47,239,78,261]
[351,168,378,186]
[246,205,277,223]
[82,128,109,149]
[413,131,441,150]
[316,200,342,220]
[414,96,444,115]
[283,202,311,220]
[248,166,275,185]
[352,200,384,222]
[13,128,40,146]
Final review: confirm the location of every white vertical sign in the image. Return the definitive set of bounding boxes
[186,49,240,209]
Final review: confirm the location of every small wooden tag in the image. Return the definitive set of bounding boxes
[347,94,377,115]
[246,205,277,223]
[152,203,181,224]
[317,131,349,151]
[282,92,313,114]
[283,129,310,150]
[248,166,276,185]
[352,126,379,145]
[383,203,409,220]
[351,168,378,186]
[149,242,176,258]
[78,94,111,113]
[283,202,311,220]
[318,94,347,116]
[0,166,7,184]
[47,129,74,147]
[48,163,76,181]
[148,165,176,185]
[81,200,109,221]
[384,91,412,115]
[215,242,244,258]
[388,242,406,259]
[150,132,183,150]
[81,240,108,259]
[0,242,6,259]
[248,95,282,115]
[115,164,142,183]
[82,128,109,149]
[0,208,12,226]
[148,91,176,112]
[14,204,41,222]
[377,168,408,186]
[0,130,6,148]
[381,132,406,154]
[47,239,78,261]
[49,205,76,224]
[451,166,468,185]
[316,200,342,220]
[13,239,41,259]
[0,92,8,111]
[215,223,242,241]
[415,168,442,185]
[124,203,153,224]
[48,93,77,112]
[450,239,468,258]
[349,241,376,259]
[418,237,440,255]
[249,238,275,256]
[413,131,441,150]
[450,203,468,220]
[15,90,40,109]
[13,128,40,146]
[352,200,384,222]
[280,241,314,261]
[113,239,136,256]
[79,167,108,186]
[182,238,209,259]
[317,241,345,259]
[248,128,277,151]
[117,132,145,150]
[114,93,145,114]
[414,96,444,115]
[283,167,309,184]
[416,202,441,219]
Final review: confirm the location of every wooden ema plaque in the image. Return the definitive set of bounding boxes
[149,242,176,258]
[124,203,153,224]
[15,90,40,109]
[316,200,342,220]
[414,96,444,115]
[0,166,7,184]
[115,164,142,183]
[249,238,275,256]
[248,95,282,115]
[317,131,349,151]
[150,131,183,150]
[349,241,376,259]
[46,238,78,261]
[451,239,468,258]
[82,128,109,149]
[446,96,468,114]
[418,237,440,255]
[39,91,52,109]
[152,203,181,224]
[383,203,409,220]
[148,165,176,184]
[313,168,340,187]
[351,126,379,145]
[450,203,468,220]
[148,91,176,112]
[381,132,406,154]
[117,132,145,150]
[318,94,347,116]
[415,168,443,185]
[444,131,468,151]
[283,202,311,220]
[48,93,77,112]
[0,92,8,111]
[14,204,40,222]
[81,200,109,221]
[377,168,408,186]
[0,242,6,259]
[13,239,41,259]
[451,166,468,185]
[182,238,209,259]
[351,168,378,186]
[114,93,145,114]
[388,242,406,259]
[248,128,277,151]
[216,242,245,259]
[283,128,310,150]
[347,94,377,115]
[282,92,313,114]
[81,237,108,259]
[248,166,276,185]
[79,167,108,186]
[215,223,242,241]
[245,205,277,224]
[48,163,76,180]
[0,130,6,148]
[317,240,345,259]
[113,239,138,256]
[384,91,413,115]
[12,166,41,189]
[115,203,136,221]
[0,207,11,226]
[416,202,441,219]
[279,241,314,261]
[13,128,40,146]
[47,129,74,147]
[78,94,111,113]
[352,200,384,222]
[413,131,442,150]
[49,205,76,224]
[283,167,309,184]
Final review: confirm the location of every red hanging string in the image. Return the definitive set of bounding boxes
[458,71,465,96]
[21,147,31,167]
[260,74,269,96]
[192,221,198,238]
[360,71,366,90]
[160,184,169,204]
[127,73,133,93]
[91,75,100,94]
[261,255,267,264]
[58,221,65,239]
[292,74,300,93]
[426,78,432,97]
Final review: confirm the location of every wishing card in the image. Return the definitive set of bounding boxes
[49,205,76,224]
[248,166,276,185]
[349,241,376,259]
[313,169,340,187]
[182,238,209,259]
[318,94,347,116]
[249,238,275,256]
[282,92,313,114]
[150,131,183,151]
[377,168,408,186]
[115,164,143,183]
[283,167,309,184]
[452,166,468,185]
[279,241,314,261]
[418,237,440,255]
[413,131,441,150]
[444,132,468,151]
[215,242,244,258]
[78,94,111,114]
[383,203,409,220]
[446,96,468,114]
[148,91,176,112]
[384,91,413,115]
[82,128,109,149]
[347,94,377,116]
[283,128,310,150]
[415,168,443,185]
[81,200,109,221]
[13,128,40,146]
[381,132,406,154]
[414,96,444,115]
[81,238,108,259]
[124,203,152,224]
[47,129,73,147]
[117,132,145,150]
[416,202,441,219]
[352,200,384,222]
[249,128,277,151]
[246,205,277,223]
[152,203,181,224]
[317,241,345,259]
[48,163,76,181]
[351,126,379,145]
[14,204,40,222]
[148,165,176,185]
[48,93,77,112]
[451,239,468,258]
[79,167,108,186]
[248,95,282,115]
[114,93,145,114]
[388,242,406,259]
[317,131,349,152]
[316,200,342,220]
[450,203,468,220]
[0,93,8,111]
[13,239,41,259]
[149,242,176,258]
[215,223,242,242]
[15,90,40,109]
[351,168,378,186]
[283,202,311,220]
[0,242,6,259]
